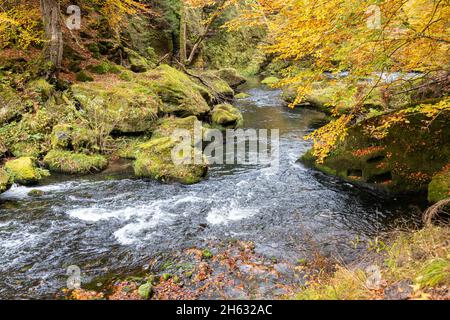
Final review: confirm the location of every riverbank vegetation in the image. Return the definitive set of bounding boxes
[0,0,449,300]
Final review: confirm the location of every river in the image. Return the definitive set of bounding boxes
[0,84,424,299]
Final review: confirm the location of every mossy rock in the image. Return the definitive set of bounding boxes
[211,104,244,129]
[212,68,246,89]
[10,141,42,158]
[302,108,450,194]
[197,71,235,100]
[142,65,211,117]
[72,80,160,134]
[88,60,120,75]
[235,92,250,99]
[152,116,205,140]
[133,137,208,185]
[43,150,108,174]
[261,76,280,85]
[76,71,94,82]
[51,124,98,154]
[125,48,152,73]
[4,157,49,186]
[0,167,12,194]
[428,167,450,203]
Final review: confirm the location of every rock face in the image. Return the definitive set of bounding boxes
[302,109,450,195]
[4,157,49,185]
[428,167,450,203]
[211,104,244,129]
[43,150,108,174]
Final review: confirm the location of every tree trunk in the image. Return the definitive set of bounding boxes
[179,3,187,64]
[40,0,63,76]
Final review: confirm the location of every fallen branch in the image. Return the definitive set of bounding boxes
[423,198,450,226]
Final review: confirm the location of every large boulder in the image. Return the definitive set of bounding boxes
[50,124,98,154]
[72,80,160,134]
[4,157,49,185]
[428,167,450,203]
[211,104,244,129]
[302,108,450,194]
[133,137,208,185]
[142,65,211,117]
[44,150,108,174]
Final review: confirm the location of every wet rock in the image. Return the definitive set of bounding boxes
[4,157,49,186]
[51,124,98,154]
[211,104,244,129]
[43,150,108,174]
[384,280,413,300]
[428,167,450,203]
[235,92,250,99]
[28,189,45,197]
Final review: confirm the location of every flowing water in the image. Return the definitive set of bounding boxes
[0,84,424,299]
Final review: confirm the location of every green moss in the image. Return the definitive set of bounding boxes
[0,83,29,125]
[152,116,203,139]
[428,168,450,203]
[43,150,108,174]
[138,282,153,299]
[0,167,11,194]
[28,79,54,101]
[133,137,208,185]
[4,157,49,185]
[197,71,235,99]
[142,64,210,117]
[202,249,213,259]
[125,48,152,73]
[72,80,160,134]
[261,76,280,85]
[88,61,119,75]
[76,71,94,82]
[211,104,244,129]
[51,124,98,154]
[235,92,250,99]
[212,68,246,89]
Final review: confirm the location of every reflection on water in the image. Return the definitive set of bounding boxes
[0,85,424,299]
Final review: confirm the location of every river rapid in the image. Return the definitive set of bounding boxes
[0,83,424,299]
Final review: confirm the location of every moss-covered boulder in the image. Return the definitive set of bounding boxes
[152,116,204,139]
[211,104,244,129]
[27,79,54,102]
[72,80,160,134]
[125,48,152,73]
[133,137,208,185]
[301,108,450,194]
[51,124,98,154]
[43,150,108,174]
[4,157,49,185]
[428,167,450,203]
[0,167,11,194]
[198,72,235,100]
[212,68,246,89]
[235,92,250,99]
[143,65,210,117]
[261,76,280,85]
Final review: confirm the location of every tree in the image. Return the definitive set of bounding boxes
[230,0,450,162]
[179,0,232,66]
[40,0,63,76]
